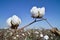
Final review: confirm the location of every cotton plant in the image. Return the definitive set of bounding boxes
[30,6,45,18]
[6,15,21,29]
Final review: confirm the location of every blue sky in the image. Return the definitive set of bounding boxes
[0,0,60,29]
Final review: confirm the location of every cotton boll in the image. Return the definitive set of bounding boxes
[6,17,12,27]
[40,33,43,37]
[13,36,17,39]
[44,35,49,40]
[30,6,38,18]
[41,7,45,14]
[35,31,39,34]
[22,33,25,36]
[11,15,21,25]
[38,7,45,18]
[30,6,45,18]
[16,35,19,37]
[30,6,37,13]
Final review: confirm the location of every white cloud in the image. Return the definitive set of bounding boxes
[30,6,45,18]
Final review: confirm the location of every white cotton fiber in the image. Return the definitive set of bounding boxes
[44,35,49,40]
[40,33,43,37]
[11,15,21,25]
[6,15,21,27]
[30,6,38,17]
[30,6,45,18]
[38,7,45,17]
[6,17,12,27]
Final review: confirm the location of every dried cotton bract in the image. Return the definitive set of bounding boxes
[30,6,45,18]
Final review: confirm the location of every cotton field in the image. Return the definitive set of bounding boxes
[0,29,60,40]
[0,6,60,40]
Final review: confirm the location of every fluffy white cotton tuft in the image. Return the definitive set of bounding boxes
[38,7,45,17]
[30,6,45,18]
[30,6,38,17]
[6,15,21,27]
[44,35,49,40]
[11,15,21,25]
[6,17,12,27]
[40,33,43,37]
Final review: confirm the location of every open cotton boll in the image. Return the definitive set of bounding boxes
[44,35,49,40]
[11,15,21,25]
[30,6,39,18]
[30,6,37,13]
[40,33,43,37]
[30,6,45,18]
[38,7,45,18]
[6,17,12,27]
